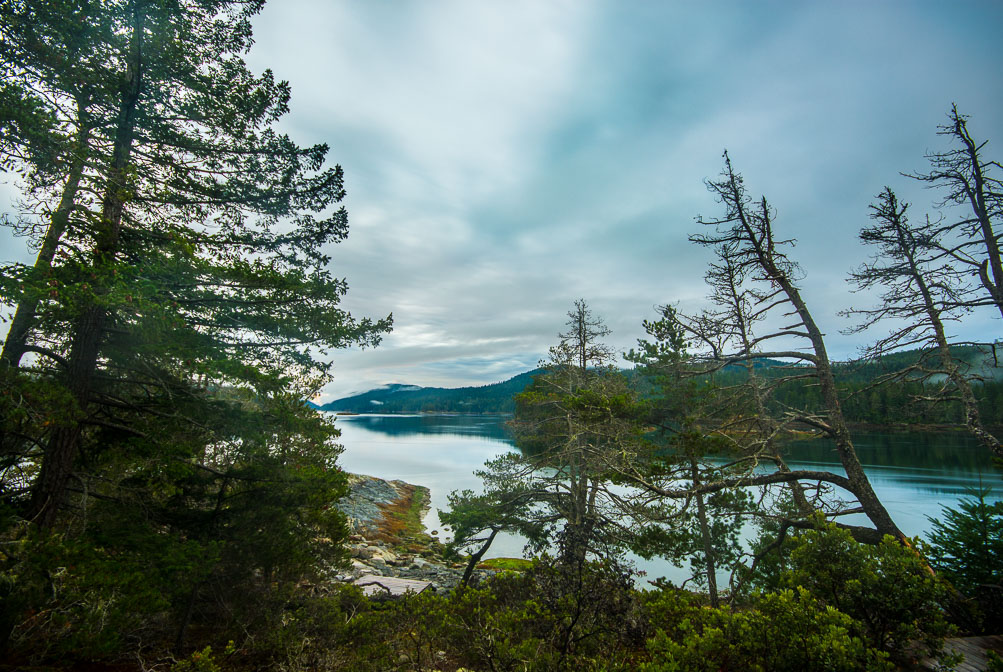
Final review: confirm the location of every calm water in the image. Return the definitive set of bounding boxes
[332,413,1002,583]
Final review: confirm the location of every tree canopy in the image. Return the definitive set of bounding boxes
[0,0,389,659]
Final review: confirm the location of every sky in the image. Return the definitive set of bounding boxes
[3,0,1003,402]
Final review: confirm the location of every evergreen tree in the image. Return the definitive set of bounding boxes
[626,305,752,606]
[0,0,390,660]
[0,0,390,526]
[475,300,641,563]
[925,486,1003,596]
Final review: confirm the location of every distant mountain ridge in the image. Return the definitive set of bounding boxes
[313,344,1002,419]
[317,369,544,414]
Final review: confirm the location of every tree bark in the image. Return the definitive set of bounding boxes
[789,286,904,540]
[28,2,145,528]
[1,102,91,369]
[691,457,719,607]
[897,207,1003,458]
[460,528,499,588]
[951,108,1003,321]
[717,161,904,542]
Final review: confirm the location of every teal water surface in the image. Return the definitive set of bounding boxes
[332,413,1002,583]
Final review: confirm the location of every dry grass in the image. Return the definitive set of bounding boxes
[370,484,434,549]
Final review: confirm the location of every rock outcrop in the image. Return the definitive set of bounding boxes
[334,534,497,593]
[333,474,498,593]
[335,473,427,537]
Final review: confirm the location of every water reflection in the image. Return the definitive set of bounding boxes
[331,413,1002,580]
[335,413,514,442]
[787,431,994,470]
[783,432,1000,498]
[333,413,526,558]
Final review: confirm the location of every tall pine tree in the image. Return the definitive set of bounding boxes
[0,1,390,658]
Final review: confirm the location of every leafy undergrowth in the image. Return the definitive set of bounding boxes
[1,526,967,672]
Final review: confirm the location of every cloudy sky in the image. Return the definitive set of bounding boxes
[4,1,1003,402]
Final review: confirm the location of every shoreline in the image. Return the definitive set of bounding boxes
[330,410,998,436]
[332,473,501,592]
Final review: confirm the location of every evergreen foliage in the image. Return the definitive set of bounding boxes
[925,485,1003,631]
[499,300,643,561]
[0,3,999,666]
[0,0,389,663]
[783,523,954,663]
[625,304,754,605]
[322,347,1003,427]
[926,486,1003,594]
[125,538,960,671]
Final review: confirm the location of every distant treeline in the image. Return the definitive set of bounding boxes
[322,347,1003,427]
[319,370,544,414]
[708,345,1003,428]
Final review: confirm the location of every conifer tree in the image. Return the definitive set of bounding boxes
[475,300,640,563]
[0,2,389,656]
[0,0,390,527]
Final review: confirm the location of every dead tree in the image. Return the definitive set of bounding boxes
[844,187,1001,458]
[683,245,817,516]
[909,105,1003,323]
[647,152,905,544]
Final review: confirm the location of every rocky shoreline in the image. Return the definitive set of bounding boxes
[332,474,499,593]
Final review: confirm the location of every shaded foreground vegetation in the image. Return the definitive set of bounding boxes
[1,493,1001,670]
[0,519,988,671]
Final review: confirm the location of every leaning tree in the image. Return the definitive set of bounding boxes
[908,105,1003,323]
[844,187,1001,458]
[623,153,905,546]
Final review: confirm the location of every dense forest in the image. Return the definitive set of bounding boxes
[318,370,543,414]
[1,1,1002,671]
[322,348,1003,427]
[730,346,1003,428]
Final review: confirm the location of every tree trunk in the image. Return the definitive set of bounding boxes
[28,306,102,527]
[784,280,903,540]
[952,109,1003,321]
[1,108,91,369]
[27,2,145,528]
[914,259,1001,457]
[734,186,904,541]
[460,528,499,588]
[691,457,718,607]
[890,204,1003,458]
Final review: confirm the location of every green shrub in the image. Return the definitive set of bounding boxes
[784,524,954,664]
[642,585,890,672]
[171,642,235,672]
[0,528,174,662]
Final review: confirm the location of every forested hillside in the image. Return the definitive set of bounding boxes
[718,346,1003,428]
[319,370,542,413]
[320,349,1003,427]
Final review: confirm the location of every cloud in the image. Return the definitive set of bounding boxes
[291,0,1003,399]
[3,1,1002,403]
